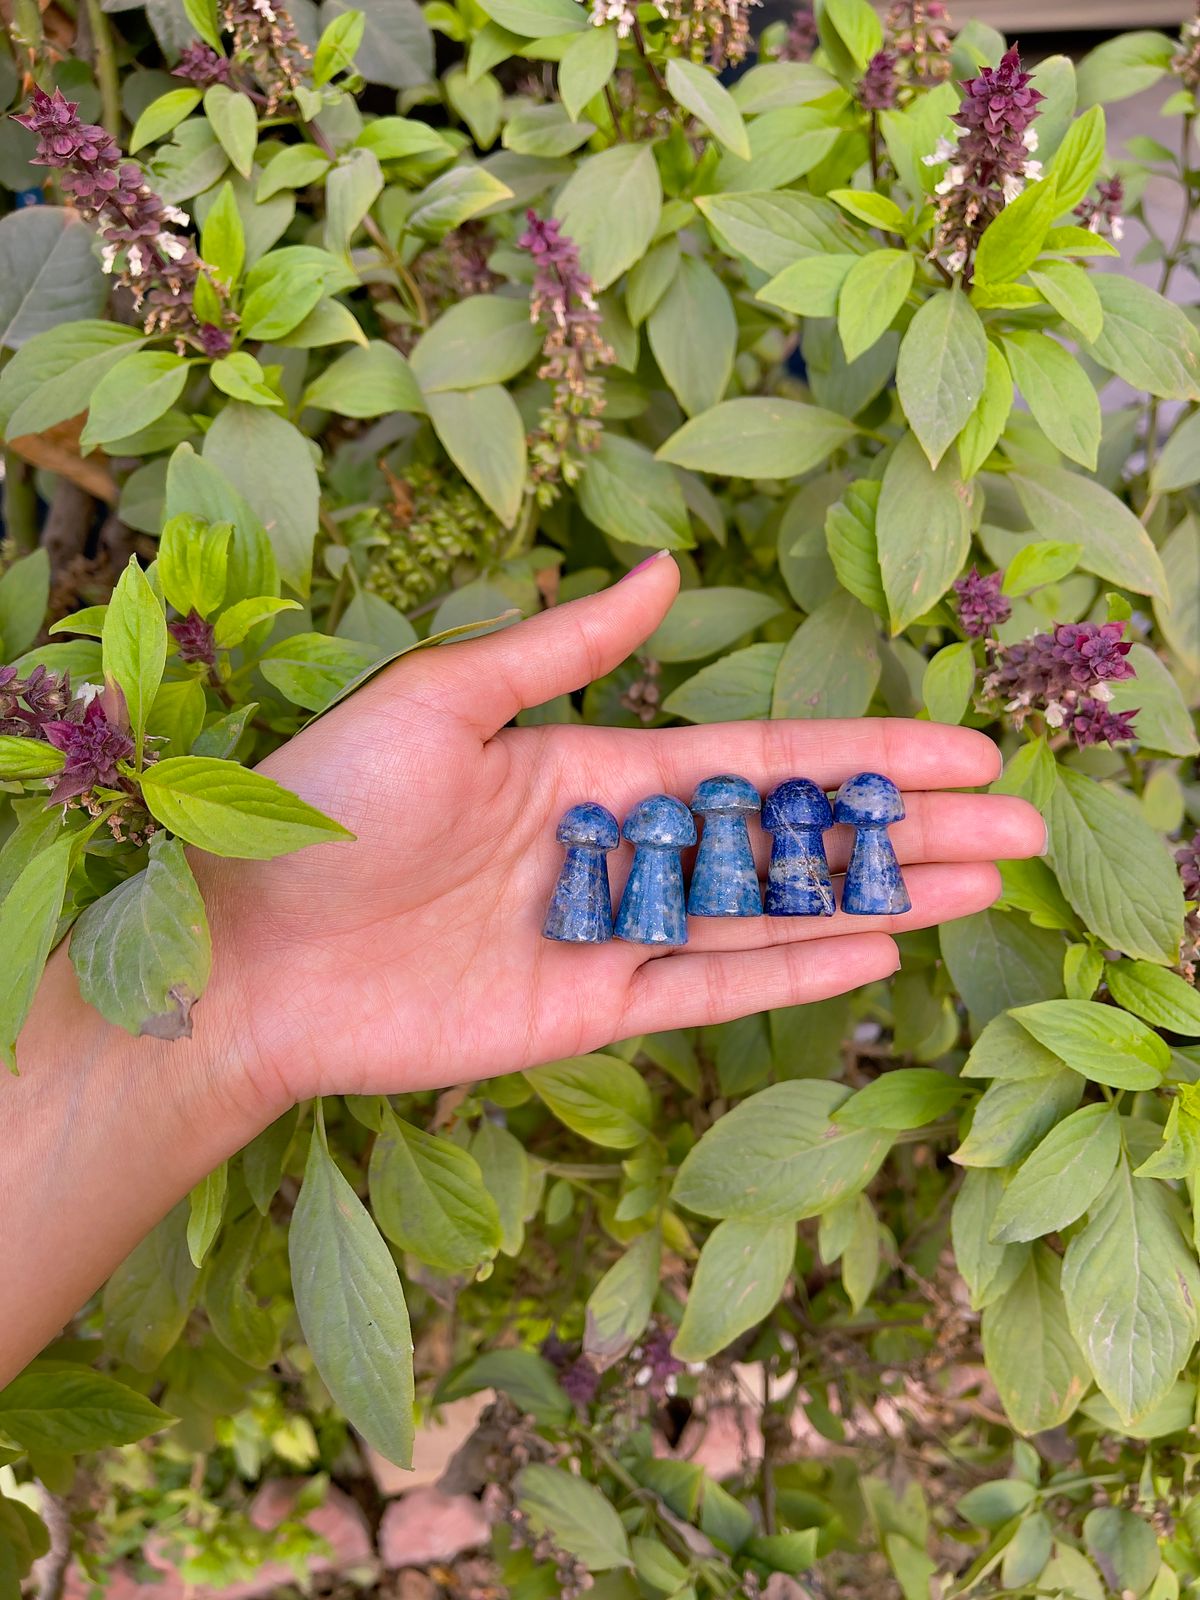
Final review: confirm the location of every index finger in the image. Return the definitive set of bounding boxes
[644,716,1003,796]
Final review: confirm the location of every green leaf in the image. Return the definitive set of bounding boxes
[103,1202,199,1370]
[187,1160,227,1267]
[559,24,617,122]
[325,147,384,257]
[990,1103,1120,1246]
[1003,332,1100,470]
[158,514,230,620]
[834,1068,965,1131]
[821,0,882,69]
[1045,105,1105,213]
[1151,408,1200,496]
[974,172,1060,286]
[243,1108,299,1215]
[71,835,211,1040]
[1107,960,1200,1036]
[657,397,856,479]
[0,1366,172,1454]
[408,166,512,242]
[1083,1508,1161,1597]
[409,294,541,393]
[952,1167,1031,1309]
[102,556,167,754]
[825,479,884,615]
[313,7,364,83]
[205,1211,280,1367]
[647,587,784,662]
[1155,513,1200,675]
[303,340,423,417]
[204,405,319,595]
[940,908,1065,1027]
[957,1478,1036,1530]
[1081,275,1200,401]
[1002,540,1083,595]
[584,1229,661,1365]
[828,188,907,232]
[957,341,1013,479]
[129,88,203,153]
[922,641,975,725]
[673,1080,891,1222]
[0,208,106,351]
[256,143,332,201]
[665,57,750,160]
[440,1349,571,1424]
[579,433,692,550]
[712,107,839,193]
[757,253,856,318]
[877,431,973,632]
[525,1054,653,1149]
[1076,30,1174,107]
[662,643,783,723]
[369,1109,501,1274]
[647,255,736,418]
[672,1218,794,1362]
[0,547,49,658]
[954,1063,1084,1168]
[0,321,145,440]
[1027,259,1104,343]
[516,1465,631,1571]
[696,191,860,276]
[1062,1155,1200,1425]
[212,596,299,651]
[1107,642,1199,758]
[182,0,221,48]
[626,238,680,325]
[896,289,987,470]
[553,143,661,291]
[1011,464,1166,598]
[1010,998,1167,1090]
[140,756,352,860]
[203,84,258,179]
[290,1123,415,1467]
[1046,766,1183,964]
[427,385,526,527]
[837,249,914,365]
[981,1245,1090,1435]
[0,736,63,780]
[772,588,880,719]
[80,351,191,453]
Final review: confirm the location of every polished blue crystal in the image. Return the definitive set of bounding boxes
[761,778,835,916]
[615,794,696,945]
[835,772,910,915]
[543,802,620,943]
[688,774,762,917]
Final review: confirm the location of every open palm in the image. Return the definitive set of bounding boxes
[199,553,1044,1113]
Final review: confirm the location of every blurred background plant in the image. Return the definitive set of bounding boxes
[4,0,1200,1595]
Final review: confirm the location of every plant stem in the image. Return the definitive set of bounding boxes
[11,0,47,84]
[603,82,625,141]
[631,18,669,102]
[3,453,39,554]
[84,0,121,136]
[1144,110,1196,495]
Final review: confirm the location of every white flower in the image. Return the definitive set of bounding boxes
[162,204,190,226]
[922,136,957,168]
[1023,158,1043,182]
[1092,681,1114,703]
[1044,701,1067,728]
[156,232,188,261]
[73,682,102,707]
[1023,126,1039,153]
[100,242,119,274]
[1112,216,1125,241]
[1001,172,1025,203]
[934,162,965,196]
[127,243,146,276]
[946,247,968,274]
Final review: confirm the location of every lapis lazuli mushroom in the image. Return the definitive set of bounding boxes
[761,778,835,916]
[614,794,696,946]
[835,772,910,915]
[688,774,762,917]
[543,802,620,943]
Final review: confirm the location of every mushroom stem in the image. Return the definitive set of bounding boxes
[544,846,614,943]
[689,814,762,917]
[616,848,688,945]
[765,823,835,916]
[842,827,911,916]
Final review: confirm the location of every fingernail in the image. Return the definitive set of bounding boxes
[1038,820,1051,856]
[618,551,670,583]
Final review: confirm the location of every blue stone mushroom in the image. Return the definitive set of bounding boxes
[761,778,835,916]
[615,794,696,946]
[835,772,911,915]
[543,801,620,943]
[688,774,762,917]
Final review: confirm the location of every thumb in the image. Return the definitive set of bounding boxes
[416,550,680,737]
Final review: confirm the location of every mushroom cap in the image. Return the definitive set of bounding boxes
[557,801,620,850]
[761,778,833,833]
[690,773,761,816]
[833,771,904,827]
[623,793,697,849]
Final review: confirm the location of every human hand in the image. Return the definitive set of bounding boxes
[194,552,1044,1116]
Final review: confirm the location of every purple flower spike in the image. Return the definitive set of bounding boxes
[953,567,1011,638]
[1068,698,1138,748]
[859,49,899,110]
[42,699,135,804]
[172,41,233,86]
[169,610,218,667]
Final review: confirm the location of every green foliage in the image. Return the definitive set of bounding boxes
[5,5,1200,1594]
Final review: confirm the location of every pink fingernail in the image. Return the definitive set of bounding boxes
[618,551,669,582]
